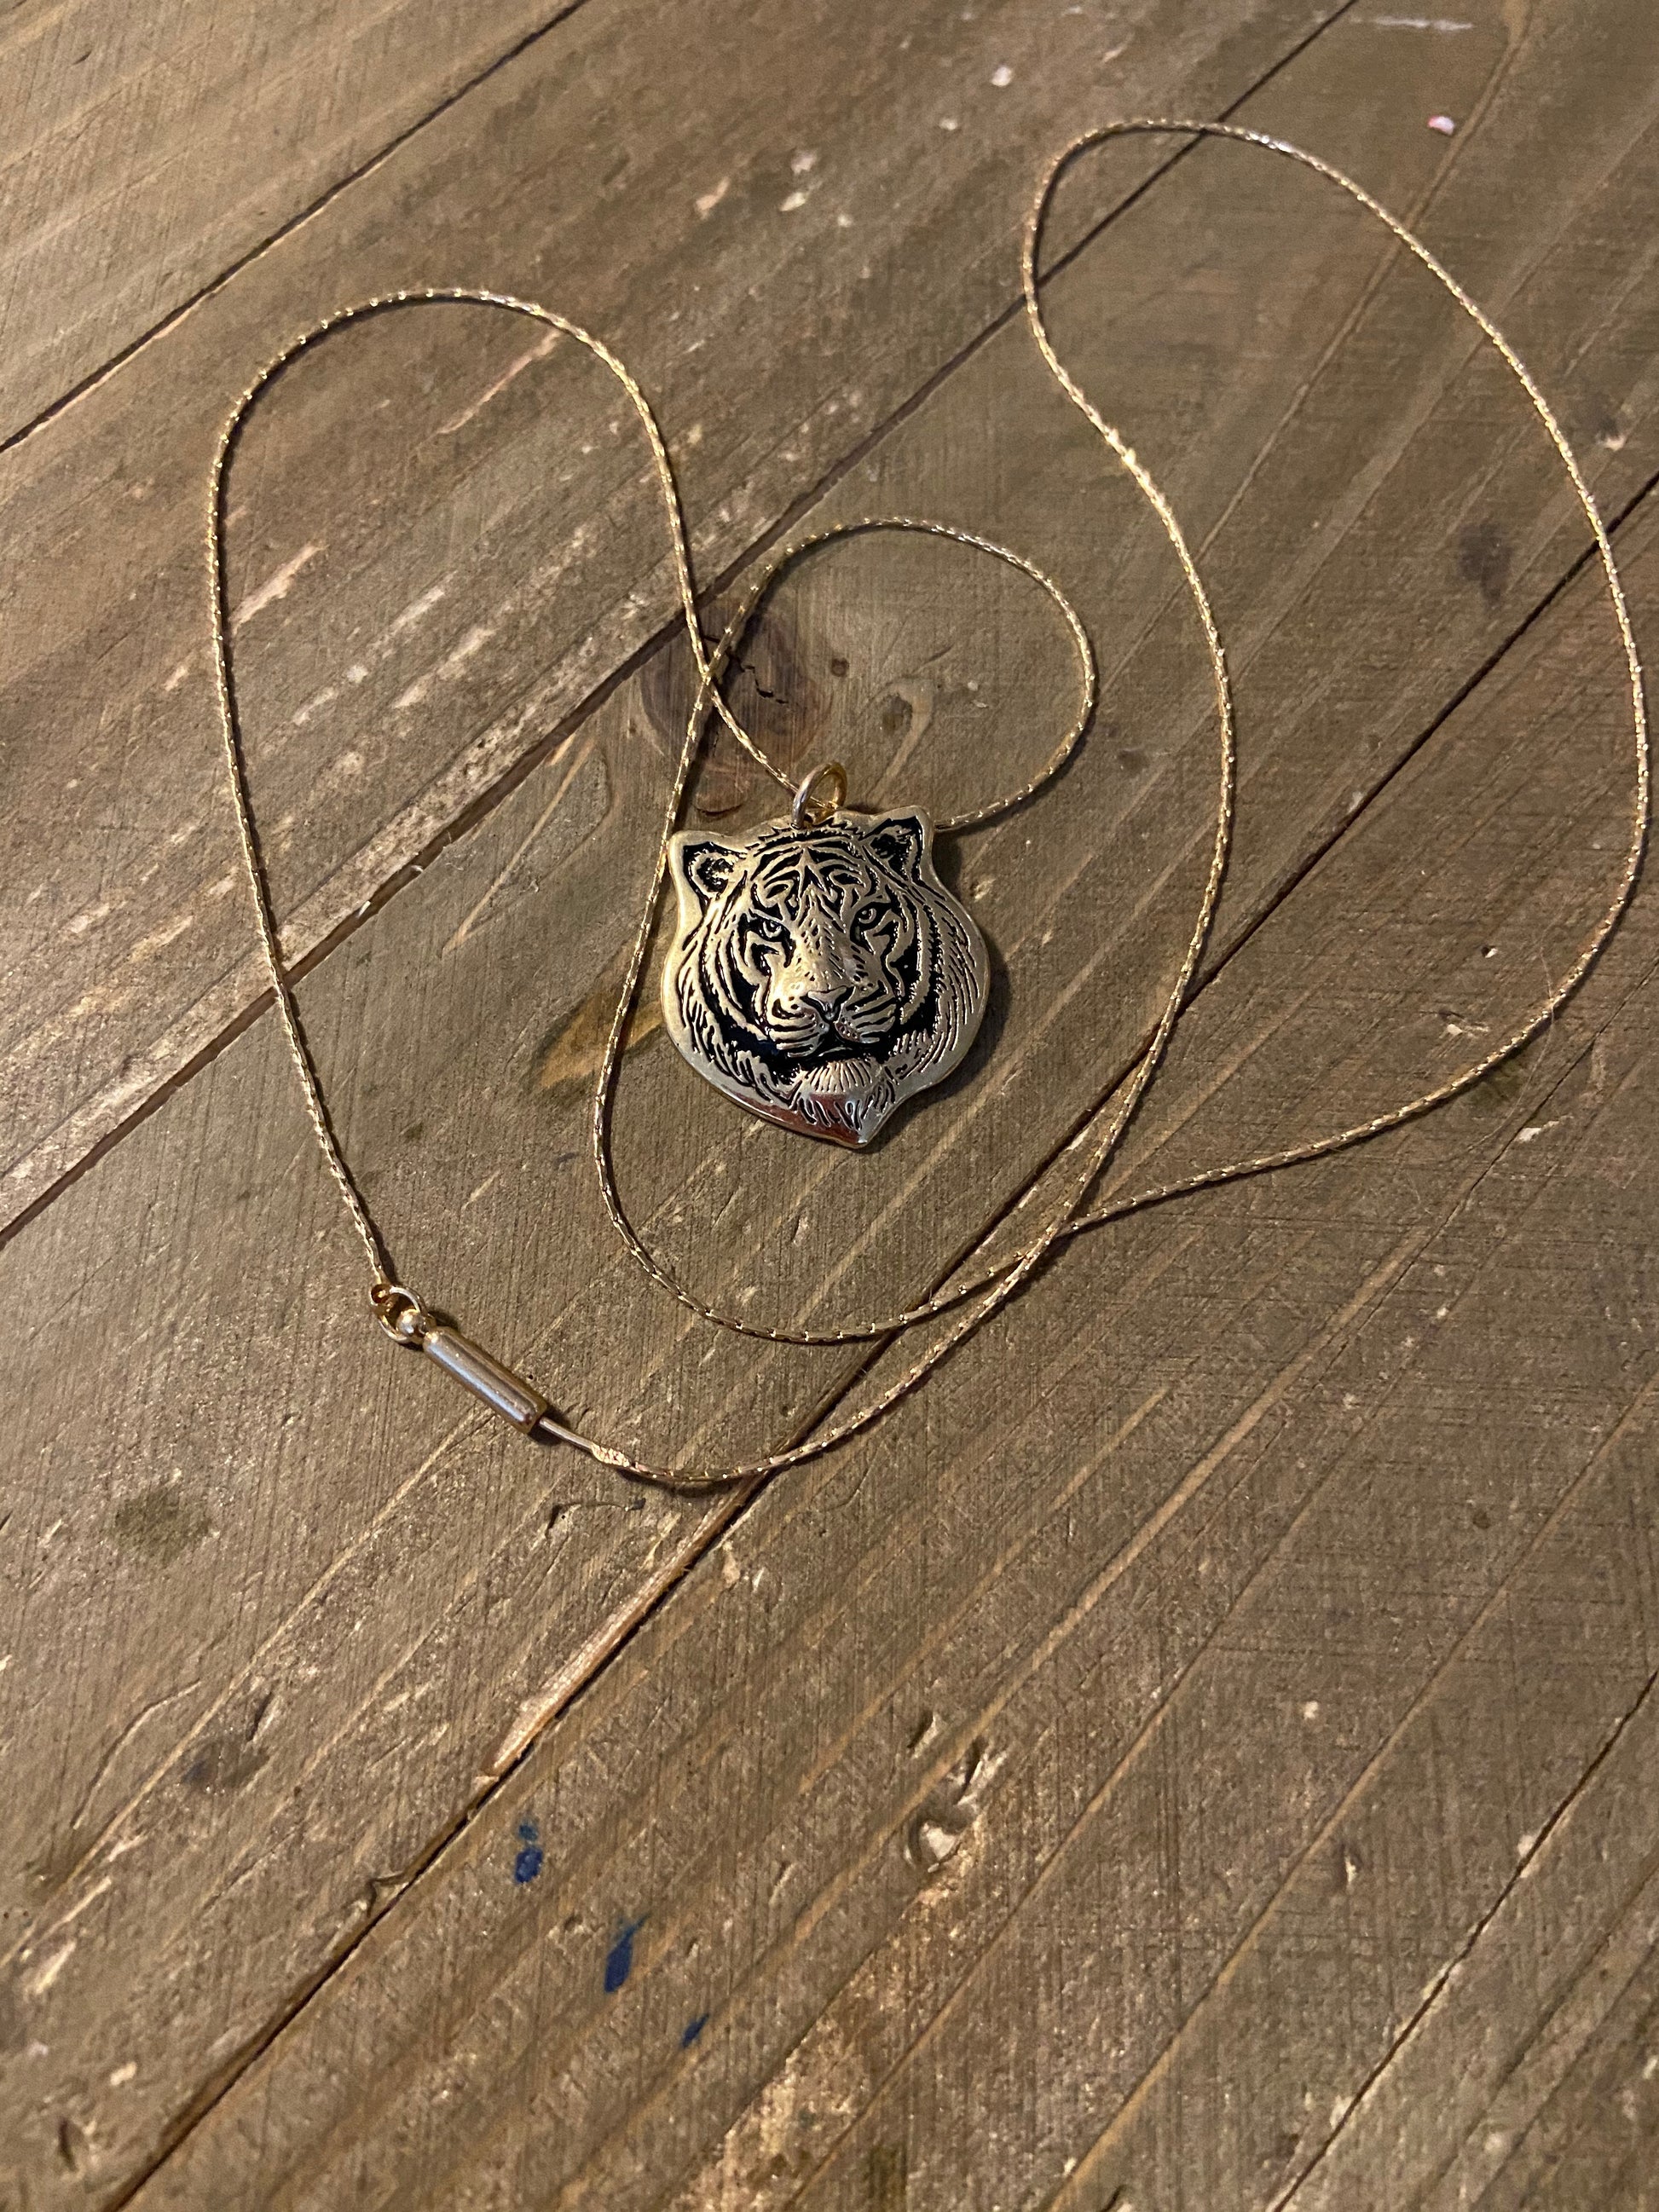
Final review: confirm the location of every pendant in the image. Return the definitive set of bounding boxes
[662,764,990,1147]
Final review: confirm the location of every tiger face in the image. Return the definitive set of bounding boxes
[662,809,989,1146]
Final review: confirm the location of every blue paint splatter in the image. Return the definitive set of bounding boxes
[513,1820,543,1885]
[681,2013,708,2047]
[604,1915,647,1994]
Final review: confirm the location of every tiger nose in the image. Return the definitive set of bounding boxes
[801,976,849,1014]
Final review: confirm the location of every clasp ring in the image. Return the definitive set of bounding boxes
[371,1281,431,1345]
[791,760,848,832]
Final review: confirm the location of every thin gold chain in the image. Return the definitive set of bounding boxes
[213,124,1646,1490]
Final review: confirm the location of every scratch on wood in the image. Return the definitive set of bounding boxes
[24,1940,76,1998]
[447,731,604,950]
[478,1509,731,1784]
[440,328,563,435]
[230,544,321,631]
[65,1678,204,1838]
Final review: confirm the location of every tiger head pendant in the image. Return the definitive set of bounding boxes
[662,788,990,1149]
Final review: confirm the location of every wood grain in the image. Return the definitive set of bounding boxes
[121,413,1659,2212]
[1430,1857,1659,2212]
[0,0,1343,1237]
[0,0,589,442]
[1286,1675,1659,2209]
[4,0,1659,2204]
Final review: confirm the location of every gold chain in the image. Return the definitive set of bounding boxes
[213,123,1647,1490]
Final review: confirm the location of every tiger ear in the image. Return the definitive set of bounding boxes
[672,835,739,911]
[866,811,928,881]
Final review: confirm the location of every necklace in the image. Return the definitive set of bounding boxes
[211,123,1647,1491]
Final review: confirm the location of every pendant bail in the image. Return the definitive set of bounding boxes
[791,760,848,832]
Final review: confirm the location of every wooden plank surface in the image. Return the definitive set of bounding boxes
[3,0,1658,2205]
[0,0,1343,1237]
[122,415,1659,2212]
[0,0,586,442]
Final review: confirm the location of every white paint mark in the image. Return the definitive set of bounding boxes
[939,115,960,131]
[26,1940,76,1996]
[345,662,369,684]
[231,543,321,631]
[393,617,491,713]
[836,211,853,228]
[1599,428,1627,452]
[685,421,703,447]
[439,329,560,436]
[128,913,194,962]
[1427,113,1458,134]
[164,658,193,692]
[1302,1700,1320,1720]
[790,148,818,175]
[1517,1830,1538,1857]
[438,624,494,678]
[991,62,1013,85]
[292,685,338,728]
[720,1548,741,1587]
[780,189,808,212]
[1330,2094,1353,2128]
[1516,1123,1557,1143]
[695,176,731,218]
[464,1169,503,1210]
[1435,1304,1449,1320]
[65,901,112,939]
[1373,13,1473,26]
[109,2061,137,2087]
[1483,2128,1510,2156]
[390,586,447,643]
